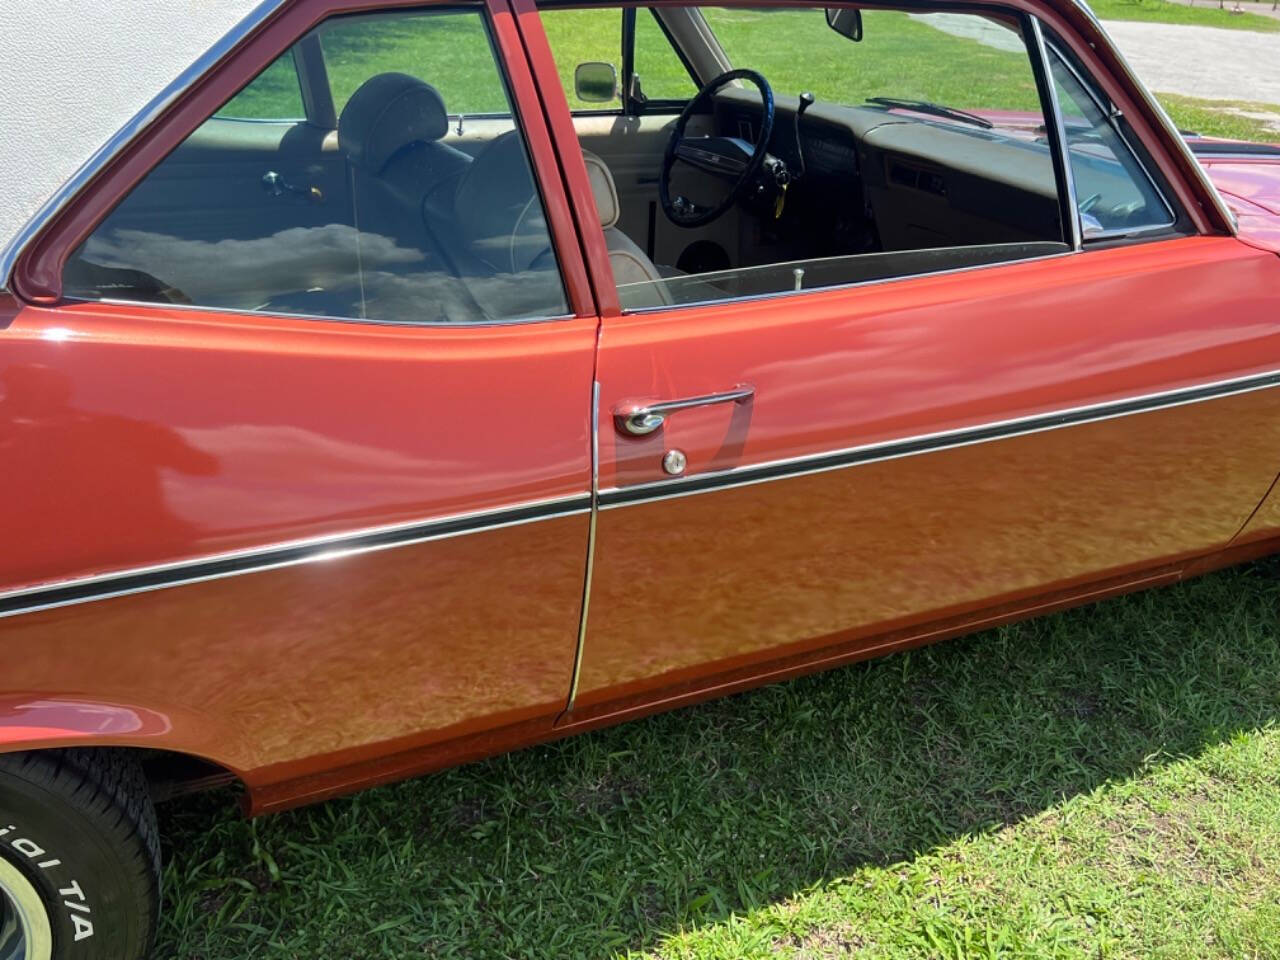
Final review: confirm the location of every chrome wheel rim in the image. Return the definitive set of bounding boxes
[0,858,52,960]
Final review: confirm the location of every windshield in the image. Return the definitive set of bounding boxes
[700,8,1044,135]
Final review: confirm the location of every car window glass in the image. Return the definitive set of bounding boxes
[320,11,512,115]
[635,10,699,102]
[539,8,698,111]
[216,53,305,120]
[1046,44,1174,239]
[541,8,623,110]
[548,6,1068,311]
[63,8,568,326]
[706,9,1044,111]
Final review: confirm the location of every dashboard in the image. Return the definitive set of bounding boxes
[712,87,1065,253]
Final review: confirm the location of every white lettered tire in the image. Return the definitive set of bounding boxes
[0,751,159,960]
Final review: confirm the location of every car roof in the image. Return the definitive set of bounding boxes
[0,1,261,275]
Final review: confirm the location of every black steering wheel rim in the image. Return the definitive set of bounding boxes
[659,68,774,229]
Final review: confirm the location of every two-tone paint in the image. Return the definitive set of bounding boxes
[2,0,1280,815]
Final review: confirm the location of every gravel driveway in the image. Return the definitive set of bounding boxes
[1101,21,1280,105]
[916,14,1280,107]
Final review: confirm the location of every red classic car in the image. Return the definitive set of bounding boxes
[1,0,1278,956]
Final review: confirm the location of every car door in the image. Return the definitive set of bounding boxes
[1,0,597,808]
[519,0,1280,722]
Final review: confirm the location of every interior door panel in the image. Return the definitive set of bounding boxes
[111,118,350,246]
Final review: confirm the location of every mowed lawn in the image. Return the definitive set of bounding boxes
[158,563,1280,958]
[222,7,1280,142]
[1089,0,1280,31]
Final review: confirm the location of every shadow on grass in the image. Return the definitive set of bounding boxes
[156,561,1280,959]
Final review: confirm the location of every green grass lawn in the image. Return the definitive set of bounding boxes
[1160,93,1280,141]
[157,562,1280,958]
[1089,0,1280,31]
[217,6,1280,144]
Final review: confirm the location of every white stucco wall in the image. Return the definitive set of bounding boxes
[0,1,263,277]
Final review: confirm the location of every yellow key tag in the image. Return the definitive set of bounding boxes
[774,182,788,220]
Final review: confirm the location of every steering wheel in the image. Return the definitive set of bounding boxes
[660,69,775,228]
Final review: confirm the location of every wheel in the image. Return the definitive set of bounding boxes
[0,751,160,960]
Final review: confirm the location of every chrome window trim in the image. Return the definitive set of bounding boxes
[64,296,579,329]
[1191,153,1280,162]
[618,246,1077,315]
[0,492,590,620]
[598,367,1280,508]
[1059,1,1236,235]
[1041,31,1177,238]
[0,0,290,293]
[1083,221,1184,242]
[565,380,601,712]
[206,114,309,124]
[1029,17,1082,251]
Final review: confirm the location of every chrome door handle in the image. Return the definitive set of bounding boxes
[614,384,754,436]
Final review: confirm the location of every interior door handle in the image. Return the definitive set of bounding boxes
[614,384,755,436]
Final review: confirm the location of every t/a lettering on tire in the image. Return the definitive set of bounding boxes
[0,751,160,960]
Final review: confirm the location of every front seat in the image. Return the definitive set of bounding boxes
[338,71,472,213]
[449,137,671,317]
[579,151,670,309]
[338,72,473,266]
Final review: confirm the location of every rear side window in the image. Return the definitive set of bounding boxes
[320,12,512,115]
[216,52,306,120]
[63,8,568,326]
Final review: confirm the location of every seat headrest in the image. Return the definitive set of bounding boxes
[581,151,619,229]
[338,72,449,172]
[455,130,551,275]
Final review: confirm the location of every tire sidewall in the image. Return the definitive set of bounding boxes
[0,770,149,960]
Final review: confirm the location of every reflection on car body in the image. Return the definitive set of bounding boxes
[0,1,1279,957]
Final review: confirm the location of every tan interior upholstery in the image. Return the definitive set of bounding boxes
[581,150,669,308]
[582,150,620,228]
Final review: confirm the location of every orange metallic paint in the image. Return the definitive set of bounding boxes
[0,291,596,788]
[487,0,600,317]
[1201,154,1280,255]
[0,302,596,590]
[1,0,1278,815]
[0,514,589,793]
[576,238,1280,709]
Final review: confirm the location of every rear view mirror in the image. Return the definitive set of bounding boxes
[825,7,864,41]
[574,61,619,103]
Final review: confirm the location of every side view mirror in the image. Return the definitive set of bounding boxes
[825,7,864,41]
[574,61,619,103]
